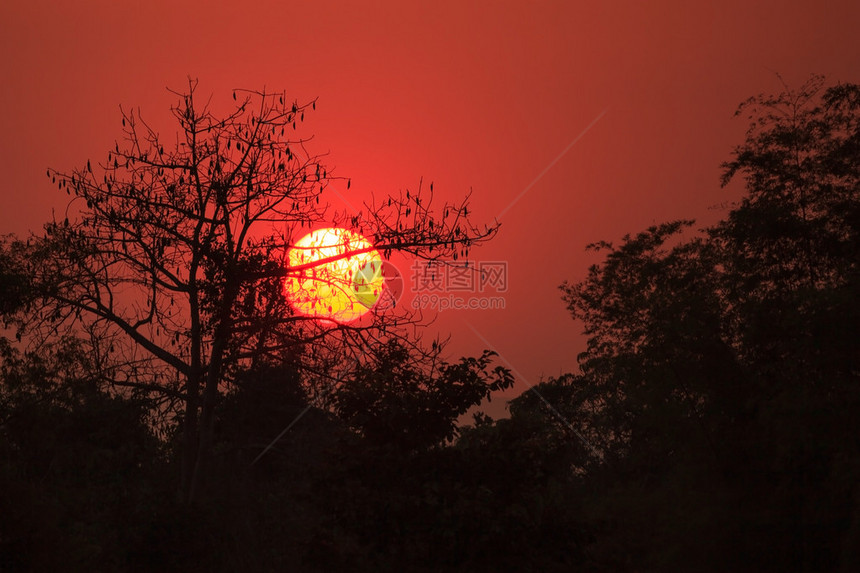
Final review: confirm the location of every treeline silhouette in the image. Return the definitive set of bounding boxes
[2,77,858,571]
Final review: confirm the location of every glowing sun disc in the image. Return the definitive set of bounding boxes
[285,227,384,322]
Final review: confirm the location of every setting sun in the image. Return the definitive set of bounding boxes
[285,227,384,322]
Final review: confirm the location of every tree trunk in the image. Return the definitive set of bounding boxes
[186,278,239,504]
[179,375,201,502]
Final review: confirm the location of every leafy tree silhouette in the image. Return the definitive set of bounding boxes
[335,339,513,452]
[557,76,860,571]
[0,336,162,571]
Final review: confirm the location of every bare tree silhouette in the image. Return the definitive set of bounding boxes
[4,79,499,503]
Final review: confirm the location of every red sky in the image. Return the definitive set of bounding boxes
[2,1,859,415]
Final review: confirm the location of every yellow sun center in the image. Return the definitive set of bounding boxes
[285,227,384,322]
